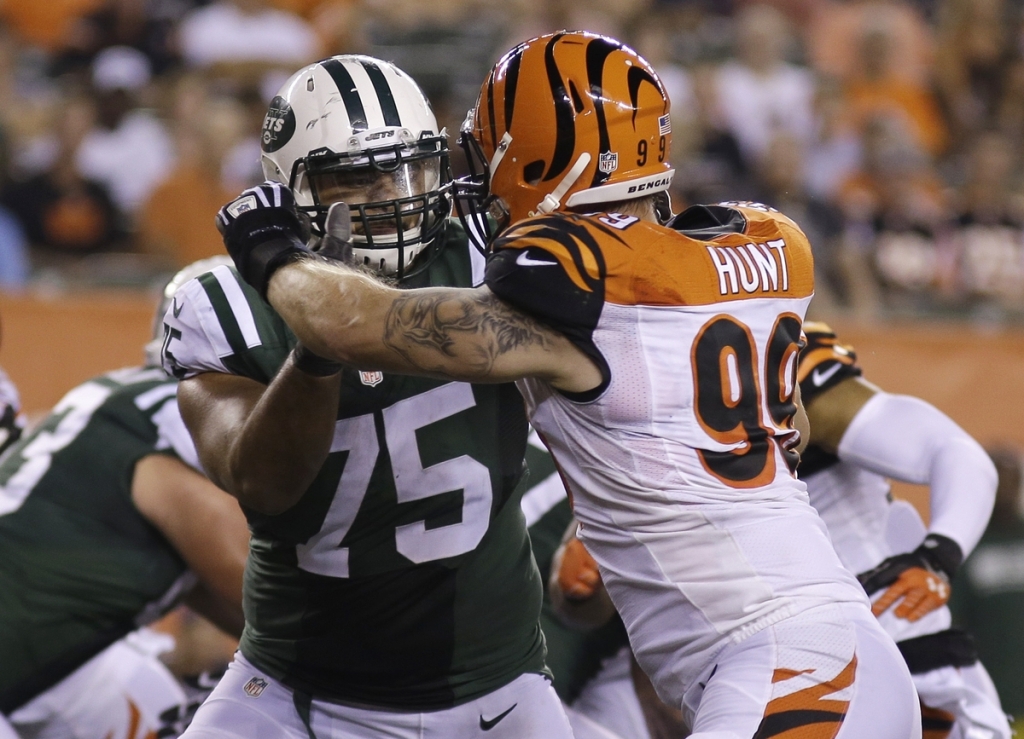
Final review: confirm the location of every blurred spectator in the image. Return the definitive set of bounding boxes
[139,79,251,268]
[74,46,176,215]
[948,131,1024,312]
[934,0,1018,149]
[2,95,125,260]
[670,63,752,206]
[838,115,952,310]
[0,0,104,53]
[749,133,863,316]
[0,130,32,290]
[713,4,815,166]
[804,76,863,201]
[52,0,196,77]
[178,0,320,85]
[807,0,935,86]
[951,447,1024,719]
[844,13,949,156]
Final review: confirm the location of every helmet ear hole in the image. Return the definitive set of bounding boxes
[523,160,545,186]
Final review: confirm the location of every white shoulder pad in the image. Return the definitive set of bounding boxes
[160,263,267,379]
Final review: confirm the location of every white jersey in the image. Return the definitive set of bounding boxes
[798,324,1010,739]
[485,204,868,705]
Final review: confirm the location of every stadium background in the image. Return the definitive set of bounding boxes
[0,0,1022,718]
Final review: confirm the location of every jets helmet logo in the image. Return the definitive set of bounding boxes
[262,96,296,153]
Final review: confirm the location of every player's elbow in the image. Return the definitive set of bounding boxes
[228,477,303,516]
[945,435,999,505]
[225,450,306,515]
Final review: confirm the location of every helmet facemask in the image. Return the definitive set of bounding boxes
[452,112,510,255]
[292,129,452,279]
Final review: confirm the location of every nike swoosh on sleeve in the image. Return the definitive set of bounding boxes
[516,251,558,267]
[811,363,843,386]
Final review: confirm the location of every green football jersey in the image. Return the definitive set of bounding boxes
[162,223,546,709]
[521,435,630,704]
[0,366,199,713]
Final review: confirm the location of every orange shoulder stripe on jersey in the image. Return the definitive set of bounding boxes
[797,347,856,383]
[501,210,815,307]
[753,655,856,739]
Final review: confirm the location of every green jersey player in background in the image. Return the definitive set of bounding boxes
[0,258,249,739]
[163,56,574,739]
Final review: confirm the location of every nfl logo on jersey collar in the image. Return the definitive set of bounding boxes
[360,371,384,387]
[243,676,268,698]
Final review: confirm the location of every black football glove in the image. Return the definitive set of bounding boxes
[857,533,963,622]
[216,181,310,299]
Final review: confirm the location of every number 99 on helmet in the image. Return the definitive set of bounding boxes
[260,55,452,279]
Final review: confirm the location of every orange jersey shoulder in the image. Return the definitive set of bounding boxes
[493,206,814,307]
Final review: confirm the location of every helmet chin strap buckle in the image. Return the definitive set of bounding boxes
[489,132,513,182]
[531,152,592,216]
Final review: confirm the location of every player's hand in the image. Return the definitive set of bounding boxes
[216,181,310,299]
[857,534,962,622]
[555,536,602,601]
[313,202,354,263]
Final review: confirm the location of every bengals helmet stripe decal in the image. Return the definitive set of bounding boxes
[486,69,498,150]
[585,36,620,188]
[320,58,367,132]
[503,47,523,133]
[544,32,575,182]
[359,60,401,127]
[628,66,662,126]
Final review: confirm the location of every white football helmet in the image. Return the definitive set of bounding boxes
[144,256,233,369]
[260,55,451,278]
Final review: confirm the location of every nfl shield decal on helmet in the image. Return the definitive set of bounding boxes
[243,677,268,698]
[598,152,618,174]
[360,371,384,387]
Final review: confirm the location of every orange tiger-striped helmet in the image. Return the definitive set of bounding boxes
[453,31,674,247]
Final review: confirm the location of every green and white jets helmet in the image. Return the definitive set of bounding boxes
[144,255,233,369]
[260,55,452,279]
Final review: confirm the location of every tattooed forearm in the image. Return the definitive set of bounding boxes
[383,289,556,376]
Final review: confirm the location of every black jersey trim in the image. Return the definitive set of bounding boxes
[320,58,368,132]
[359,60,401,127]
[896,629,979,674]
[667,204,747,239]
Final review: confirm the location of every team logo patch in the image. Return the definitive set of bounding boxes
[243,677,268,698]
[262,96,296,153]
[226,195,258,218]
[598,151,618,174]
[658,114,671,135]
[359,371,384,387]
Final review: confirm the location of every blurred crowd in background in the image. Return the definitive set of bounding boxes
[1,0,1024,324]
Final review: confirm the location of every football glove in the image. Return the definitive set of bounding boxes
[216,181,310,299]
[857,533,963,622]
[556,537,603,601]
